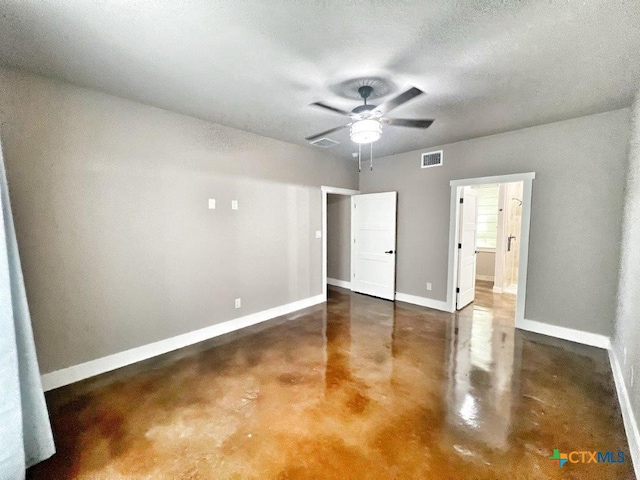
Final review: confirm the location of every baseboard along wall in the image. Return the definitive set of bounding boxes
[394,294,613,350]
[327,277,351,289]
[475,275,495,282]
[608,349,640,479]
[394,292,451,312]
[41,294,325,391]
[517,318,611,350]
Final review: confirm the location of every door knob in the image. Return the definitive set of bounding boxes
[385,250,395,254]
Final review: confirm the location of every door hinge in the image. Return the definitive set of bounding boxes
[460,198,464,204]
[456,287,460,293]
[458,243,462,249]
[353,238,356,244]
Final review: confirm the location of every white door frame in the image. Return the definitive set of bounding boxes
[446,173,535,328]
[321,186,360,301]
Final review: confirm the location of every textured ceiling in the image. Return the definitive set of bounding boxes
[1,1,639,159]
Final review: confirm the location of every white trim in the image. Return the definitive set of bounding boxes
[395,292,450,312]
[450,172,536,187]
[515,178,533,326]
[321,186,359,301]
[609,349,640,478]
[41,294,324,391]
[320,186,360,196]
[327,277,351,289]
[446,172,535,324]
[350,196,356,295]
[475,275,494,282]
[492,286,504,293]
[518,318,611,350]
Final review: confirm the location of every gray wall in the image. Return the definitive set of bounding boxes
[613,92,640,438]
[360,109,630,336]
[326,194,351,283]
[0,69,358,373]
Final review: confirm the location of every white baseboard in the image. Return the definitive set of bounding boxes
[609,349,640,479]
[517,318,611,350]
[327,277,351,289]
[41,294,325,391]
[493,286,503,293]
[476,275,494,282]
[395,292,450,312]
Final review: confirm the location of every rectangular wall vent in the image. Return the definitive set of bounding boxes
[310,137,339,148]
[421,150,443,168]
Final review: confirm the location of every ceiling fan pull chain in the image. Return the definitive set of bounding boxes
[358,143,362,172]
[370,142,373,171]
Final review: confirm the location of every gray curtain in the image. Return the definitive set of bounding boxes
[0,137,55,479]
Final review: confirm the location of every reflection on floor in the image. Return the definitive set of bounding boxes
[465,279,516,328]
[29,285,633,479]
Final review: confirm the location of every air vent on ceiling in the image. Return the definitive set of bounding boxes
[421,150,443,168]
[310,137,339,148]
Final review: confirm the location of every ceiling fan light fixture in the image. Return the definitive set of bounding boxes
[350,119,382,144]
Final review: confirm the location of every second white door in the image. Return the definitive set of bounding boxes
[457,187,478,309]
[351,192,397,301]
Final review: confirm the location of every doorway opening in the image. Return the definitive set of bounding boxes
[458,182,524,324]
[321,186,359,301]
[446,173,535,328]
[321,187,398,302]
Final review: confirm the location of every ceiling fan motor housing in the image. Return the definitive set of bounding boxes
[358,85,374,100]
[352,104,376,115]
[352,86,378,115]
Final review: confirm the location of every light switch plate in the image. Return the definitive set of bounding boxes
[208,199,216,209]
[235,298,241,308]
[232,200,238,210]
[315,230,322,238]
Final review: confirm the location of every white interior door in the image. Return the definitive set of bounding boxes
[457,187,478,309]
[351,192,397,301]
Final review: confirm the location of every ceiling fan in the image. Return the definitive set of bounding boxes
[305,85,434,144]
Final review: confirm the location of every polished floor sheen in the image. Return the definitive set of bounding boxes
[29,282,634,479]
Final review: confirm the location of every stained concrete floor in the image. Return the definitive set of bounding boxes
[29,282,634,479]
